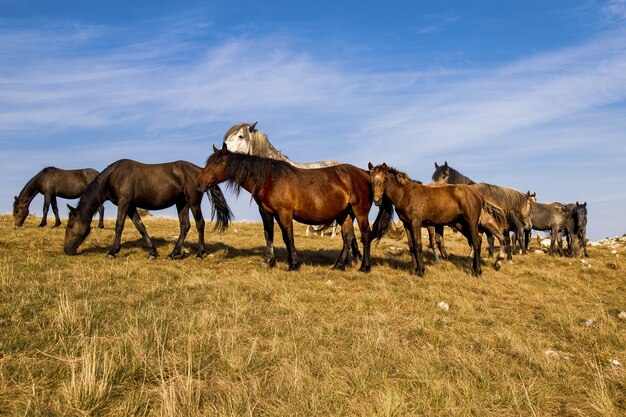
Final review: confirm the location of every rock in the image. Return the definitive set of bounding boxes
[584,318,597,327]
[609,359,621,367]
[618,311,626,320]
[325,279,333,287]
[437,301,449,311]
[534,250,544,254]
[544,349,560,358]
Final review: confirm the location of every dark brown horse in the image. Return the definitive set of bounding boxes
[64,159,231,259]
[369,163,504,276]
[197,144,393,271]
[13,167,104,228]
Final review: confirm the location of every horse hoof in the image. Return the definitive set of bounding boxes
[38,224,46,228]
[106,253,115,259]
[358,266,371,273]
[98,225,105,229]
[196,253,205,259]
[333,264,346,271]
[167,254,175,260]
[267,259,277,268]
[148,255,157,260]
[53,223,62,228]
[287,264,301,271]
[493,262,501,271]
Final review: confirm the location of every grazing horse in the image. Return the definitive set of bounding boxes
[197,144,393,272]
[432,161,534,259]
[524,201,578,256]
[13,167,104,228]
[368,163,505,276]
[64,160,231,259]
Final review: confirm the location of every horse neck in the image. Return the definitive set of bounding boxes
[450,169,475,184]
[18,171,43,203]
[76,171,109,221]
[383,175,412,207]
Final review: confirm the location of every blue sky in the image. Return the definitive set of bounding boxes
[1,0,625,240]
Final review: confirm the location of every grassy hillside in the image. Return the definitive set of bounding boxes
[0,214,624,416]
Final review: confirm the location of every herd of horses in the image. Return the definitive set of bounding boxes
[12,122,589,276]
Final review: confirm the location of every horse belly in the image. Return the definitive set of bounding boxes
[293,190,348,224]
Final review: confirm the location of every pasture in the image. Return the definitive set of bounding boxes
[0,214,624,416]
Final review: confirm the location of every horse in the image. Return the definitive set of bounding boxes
[524,201,579,256]
[13,167,104,228]
[64,159,232,259]
[566,202,588,257]
[368,163,505,276]
[197,144,394,272]
[223,122,355,250]
[432,161,534,259]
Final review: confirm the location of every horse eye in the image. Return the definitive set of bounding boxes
[239,135,244,139]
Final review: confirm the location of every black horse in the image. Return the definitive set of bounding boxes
[566,202,588,257]
[13,167,104,228]
[526,201,584,257]
[64,159,231,259]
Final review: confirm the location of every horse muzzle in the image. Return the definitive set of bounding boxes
[373,198,382,206]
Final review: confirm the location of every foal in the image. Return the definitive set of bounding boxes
[369,163,487,276]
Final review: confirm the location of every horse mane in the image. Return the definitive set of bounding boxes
[76,161,118,221]
[385,166,423,185]
[217,151,297,196]
[475,183,526,209]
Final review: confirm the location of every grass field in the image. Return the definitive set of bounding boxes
[0,214,624,416]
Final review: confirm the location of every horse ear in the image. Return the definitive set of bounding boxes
[14,195,18,201]
[221,142,227,152]
[444,161,448,168]
[434,162,439,169]
[67,204,76,213]
[531,192,536,198]
[368,162,374,170]
[212,144,219,153]
[583,202,587,207]
[381,163,388,171]
[249,121,258,131]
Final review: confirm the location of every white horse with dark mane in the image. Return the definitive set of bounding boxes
[223,122,345,238]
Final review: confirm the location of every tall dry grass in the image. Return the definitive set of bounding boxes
[0,214,624,416]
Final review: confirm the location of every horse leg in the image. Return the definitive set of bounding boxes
[510,212,527,255]
[108,200,129,258]
[435,225,448,260]
[39,194,50,227]
[479,216,506,271]
[549,227,557,256]
[403,221,418,272]
[469,223,482,276]
[427,226,439,262]
[276,212,300,271]
[504,229,513,260]
[352,209,372,273]
[333,215,354,270]
[51,196,62,227]
[259,207,276,267]
[410,221,425,276]
[190,204,206,258]
[128,206,158,259]
[167,202,191,259]
[97,205,105,229]
[524,229,531,251]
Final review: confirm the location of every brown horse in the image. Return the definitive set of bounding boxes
[13,167,104,228]
[197,144,393,271]
[369,163,505,276]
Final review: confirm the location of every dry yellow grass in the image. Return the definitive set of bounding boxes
[0,214,624,416]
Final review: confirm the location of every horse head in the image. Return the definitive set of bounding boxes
[432,161,450,183]
[223,122,259,154]
[368,162,389,206]
[12,195,29,227]
[64,204,91,255]
[197,143,229,192]
[522,191,535,230]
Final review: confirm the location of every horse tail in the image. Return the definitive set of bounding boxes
[206,185,233,231]
[385,220,405,240]
[482,199,505,224]
[370,196,394,242]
